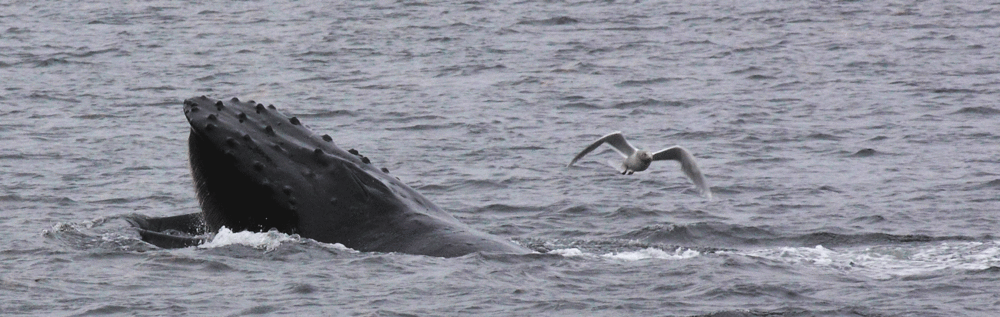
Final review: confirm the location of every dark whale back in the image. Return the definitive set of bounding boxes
[177,96,529,257]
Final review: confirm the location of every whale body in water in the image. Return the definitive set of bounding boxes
[128,96,530,257]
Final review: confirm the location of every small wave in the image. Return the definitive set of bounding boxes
[0,194,25,202]
[727,66,764,75]
[198,227,356,253]
[845,60,897,68]
[806,133,841,141]
[605,25,673,32]
[516,16,578,26]
[66,48,121,58]
[969,179,1000,190]
[299,109,355,118]
[548,247,700,261]
[384,122,462,131]
[612,98,687,109]
[427,37,455,42]
[435,64,506,77]
[607,206,661,219]
[952,106,1000,116]
[615,78,679,87]
[731,241,1000,279]
[375,113,446,124]
[558,102,601,109]
[198,227,296,251]
[848,215,886,224]
[34,58,72,67]
[746,74,777,80]
[602,247,700,261]
[551,61,602,73]
[735,157,792,164]
[496,76,542,87]
[125,86,177,92]
[355,84,395,90]
[620,222,976,248]
[472,203,534,214]
[436,178,507,191]
[43,218,156,252]
[548,248,587,257]
[695,307,884,317]
[933,88,981,94]
[678,39,713,46]
[5,27,29,34]
[850,148,877,157]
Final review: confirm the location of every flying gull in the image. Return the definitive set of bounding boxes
[568,131,712,199]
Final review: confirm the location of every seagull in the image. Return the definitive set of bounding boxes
[568,131,712,199]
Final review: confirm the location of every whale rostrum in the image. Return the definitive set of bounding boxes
[128,96,530,257]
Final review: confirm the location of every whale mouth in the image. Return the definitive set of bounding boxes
[126,213,208,248]
[178,96,427,247]
[186,125,300,234]
[127,96,531,257]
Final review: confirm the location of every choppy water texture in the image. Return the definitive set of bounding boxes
[2,0,999,316]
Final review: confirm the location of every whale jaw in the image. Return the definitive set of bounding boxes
[126,96,530,257]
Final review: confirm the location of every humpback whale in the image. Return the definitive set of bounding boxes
[128,96,530,257]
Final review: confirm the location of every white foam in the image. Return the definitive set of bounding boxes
[199,227,297,251]
[318,241,357,253]
[197,227,358,253]
[730,241,1000,280]
[548,247,700,261]
[602,247,701,261]
[549,248,588,257]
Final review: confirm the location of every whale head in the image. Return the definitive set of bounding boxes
[179,96,528,257]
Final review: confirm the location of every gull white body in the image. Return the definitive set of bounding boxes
[568,131,712,199]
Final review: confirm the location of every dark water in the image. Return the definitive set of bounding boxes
[3,0,1000,316]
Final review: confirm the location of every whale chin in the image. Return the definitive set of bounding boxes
[128,96,530,257]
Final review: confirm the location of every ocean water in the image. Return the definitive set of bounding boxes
[2,0,999,316]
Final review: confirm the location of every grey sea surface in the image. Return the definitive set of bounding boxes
[2,0,999,316]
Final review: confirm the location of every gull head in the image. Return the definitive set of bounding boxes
[637,151,653,163]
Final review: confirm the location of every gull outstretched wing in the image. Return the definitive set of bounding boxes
[652,146,712,199]
[568,131,637,166]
